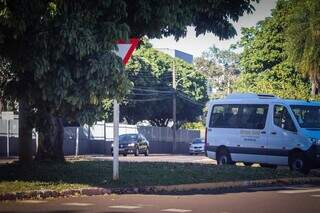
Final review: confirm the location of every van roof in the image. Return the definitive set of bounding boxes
[209,93,320,106]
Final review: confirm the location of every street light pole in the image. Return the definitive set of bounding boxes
[172,61,177,154]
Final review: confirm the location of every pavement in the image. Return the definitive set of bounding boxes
[81,154,216,164]
[0,154,216,165]
[1,184,320,213]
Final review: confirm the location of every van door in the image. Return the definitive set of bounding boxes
[207,104,241,160]
[267,104,297,165]
[232,104,269,164]
[207,104,269,164]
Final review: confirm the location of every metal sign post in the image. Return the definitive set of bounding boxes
[113,100,120,180]
[112,38,139,180]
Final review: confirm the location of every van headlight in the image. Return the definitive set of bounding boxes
[128,143,135,147]
[309,138,320,145]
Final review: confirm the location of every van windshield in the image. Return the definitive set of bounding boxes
[290,105,320,129]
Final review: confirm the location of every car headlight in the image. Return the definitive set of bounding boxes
[111,143,114,147]
[309,138,320,145]
[128,143,135,147]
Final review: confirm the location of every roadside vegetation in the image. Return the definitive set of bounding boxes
[0,160,313,194]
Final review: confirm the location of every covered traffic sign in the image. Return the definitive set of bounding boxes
[116,38,139,64]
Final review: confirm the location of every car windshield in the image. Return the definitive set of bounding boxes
[192,139,204,144]
[119,134,138,143]
[290,105,320,129]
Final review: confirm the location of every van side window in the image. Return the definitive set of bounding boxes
[210,104,268,129]
[274,105,297,132]
[241,105,268,129]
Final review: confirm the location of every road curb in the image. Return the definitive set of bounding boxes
[1,177,320,201]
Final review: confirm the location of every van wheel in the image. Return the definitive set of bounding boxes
[217,149,232,165]
[289,152,310,174]
[260,163,277,169]
[144,148,149,156]
[134,148,139,156]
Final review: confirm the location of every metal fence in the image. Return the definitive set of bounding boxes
[0,119,201,156]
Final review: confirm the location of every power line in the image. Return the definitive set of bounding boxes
[176,91,206,107]
[131,88,173,94]
[125,97,172,102]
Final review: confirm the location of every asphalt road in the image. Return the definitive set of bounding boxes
[1,185,320,213]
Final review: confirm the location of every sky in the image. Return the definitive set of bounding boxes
[150,0,277,57]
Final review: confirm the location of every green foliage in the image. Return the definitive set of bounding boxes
[234,62,311,100]
[0,0,259,127]
[234,0,312,100]
[285,0,320,94]
[181,121,204,130]
[195,45,240,98]
[239,0,290,74]
[116,42,208,127]
[0,0,131,126]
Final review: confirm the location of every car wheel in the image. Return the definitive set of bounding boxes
[123,153,127,156]
[134,148,139,156]
[144,148,149,156]
[260,163,277,169]
[244,162,253,167]
[190,153,193,155]
[217,149,232,165]
[289,152,310,174]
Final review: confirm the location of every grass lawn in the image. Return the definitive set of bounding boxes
[0,159,315,194]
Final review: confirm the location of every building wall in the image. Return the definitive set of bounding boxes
[156,48,193,64]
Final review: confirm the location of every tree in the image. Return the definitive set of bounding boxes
[234,0,311,100]
[0,0,258,162]
[1,0,130,162]
[118,41,208,127]
[195,45,240,98]
[285,0,320,96]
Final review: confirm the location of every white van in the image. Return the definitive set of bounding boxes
[205,93,320,174]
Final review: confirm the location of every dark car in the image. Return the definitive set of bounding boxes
[111,133,150,156]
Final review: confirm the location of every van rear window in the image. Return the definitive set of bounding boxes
[209,104,268,129]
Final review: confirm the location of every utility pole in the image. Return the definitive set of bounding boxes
[172,60,177,154]
[113,100,120,180]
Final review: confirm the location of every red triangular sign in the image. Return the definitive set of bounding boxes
[116,38,139,65]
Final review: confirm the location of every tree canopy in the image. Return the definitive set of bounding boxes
[285,0,320,95]
[195,45,240,98]
[117,41,208,127]
[234,0,311,100]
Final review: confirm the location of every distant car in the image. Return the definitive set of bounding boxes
[189,138,205,155]
[111,133,149,156]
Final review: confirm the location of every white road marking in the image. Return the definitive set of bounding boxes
[109,205,142,209]
[278,188,320,194]
[18,200,48,204]
[161,208,192,212]
[62,202,94,207]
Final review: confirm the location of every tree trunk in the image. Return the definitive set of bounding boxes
[18,96,33,164]
[311,79,319,96]
[35,111,65,162]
